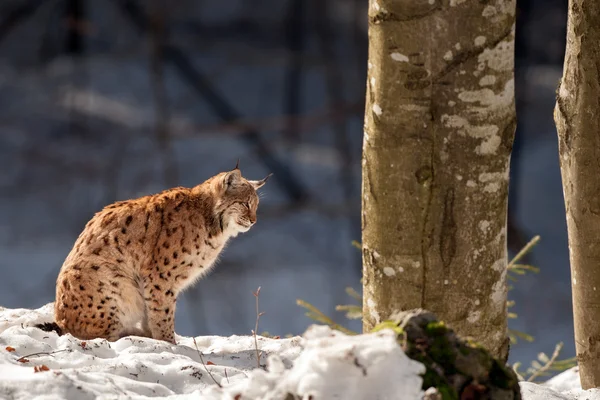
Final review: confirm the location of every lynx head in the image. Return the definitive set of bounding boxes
[212,161,271,235]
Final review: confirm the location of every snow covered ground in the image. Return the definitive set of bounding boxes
[0,305,595,400]
[520,369,600,400]
[0,304,423,399]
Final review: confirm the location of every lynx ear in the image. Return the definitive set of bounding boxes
[224,169,242,190]
[249,173,273,190]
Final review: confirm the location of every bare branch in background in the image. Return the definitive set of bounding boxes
[60,87,361,137]
[178,102,362,137]
[0,0,47,45]
[65,0,84,55]
[149,0,178,187]
[282,0,305,148]
[258,201,357,219]
[112,0,309,203]
[313,2,355,201]
[351,0,368,77]
[251,287,264,369]
[313,0,361,283]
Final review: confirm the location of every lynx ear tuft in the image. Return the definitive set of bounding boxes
[249,173,273,190]
[224,169,242,190]
[234,159,240,170]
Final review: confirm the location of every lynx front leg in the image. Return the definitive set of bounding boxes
[143,280,177,344]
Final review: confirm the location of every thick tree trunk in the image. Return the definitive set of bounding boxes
[554,0,600,389]
[362,0,516,360]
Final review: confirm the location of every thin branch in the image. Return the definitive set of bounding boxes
[282,0,305,146]
[313,1,355,200]
[184,102,362,137]
[507,235,540,269]
[62,92,360,138]
[105,376,128,396]
[296,299,357,335]
[149,0,178,187]
[0,0,47,45]
[313,0,361,284]
[16,349,70,363]
[252,287,264,369]
[65,0,84,54]
[512,362,525,381]
[527,342,564,382]
[192,337,222,388]
[351,0,368,78]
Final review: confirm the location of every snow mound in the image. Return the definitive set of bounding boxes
[518,366,600,400]
[206,324,425,399]
[0,304,425,399]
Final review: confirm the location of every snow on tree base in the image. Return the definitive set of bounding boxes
[0,304,596,400]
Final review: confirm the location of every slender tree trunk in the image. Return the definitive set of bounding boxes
[65,0,84,55]
[555,0,600,389]
[362,0,516,360]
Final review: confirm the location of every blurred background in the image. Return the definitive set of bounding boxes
[0,0,569,366]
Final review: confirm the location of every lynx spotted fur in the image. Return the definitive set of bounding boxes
[51,165,269,344]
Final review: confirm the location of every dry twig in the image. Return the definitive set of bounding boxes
[16,349,70,363]
[192,337,222,388]
[527,342,566,382]
[252,287,265,369]
[296,299,357,335]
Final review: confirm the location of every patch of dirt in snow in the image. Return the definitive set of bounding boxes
[0,304,425,400]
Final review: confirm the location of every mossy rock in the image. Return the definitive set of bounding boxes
[375,309,521,400]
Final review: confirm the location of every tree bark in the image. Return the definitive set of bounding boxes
[362,0,516,360]
[554,0,600,389]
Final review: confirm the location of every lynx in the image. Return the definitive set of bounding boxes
[46,163,269,344]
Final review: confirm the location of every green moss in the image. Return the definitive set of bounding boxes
[420,324,457,373]
[370,320,405,336]
[437,386,459,400]
[408,322,461,398]
[393,312,520,399]
[425,321,448,336]
[488,359,518,389]
[420,368,458,400]
[465,337,485,349]
[457,337,487,357]
[454,347,493,378]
